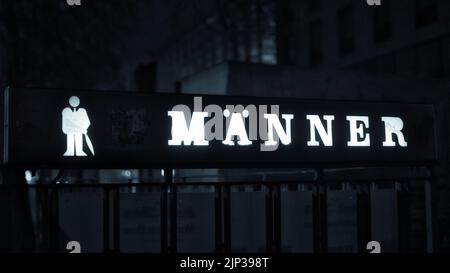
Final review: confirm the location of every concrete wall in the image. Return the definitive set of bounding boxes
[181,62,229,95]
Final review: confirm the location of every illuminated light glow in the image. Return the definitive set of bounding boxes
[222,109,252,146]
[25,170,33,182]
[347,116,371,147]
[263,114,294,146]
[382,117,408,147]
[306,115,335,147]
[168,111,209,146]
[122,170,132,177]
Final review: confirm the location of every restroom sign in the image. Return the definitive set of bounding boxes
[1,88,437,168]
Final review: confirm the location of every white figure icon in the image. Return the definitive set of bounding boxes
[62,96,95,156]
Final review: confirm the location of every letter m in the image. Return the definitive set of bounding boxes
[168,111,209,146]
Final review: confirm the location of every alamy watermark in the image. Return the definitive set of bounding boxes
[168,96,293,152]
[66,0,81,6]
[367,0,382,6]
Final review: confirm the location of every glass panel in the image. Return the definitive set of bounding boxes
[280,184,314,253]
[0,188,12,252]
[177,186,215,253]
[230,185,266,252]
[120,188,161,253]
[327,184,357,253]
[371,186,399,252]
[409,180,427,252]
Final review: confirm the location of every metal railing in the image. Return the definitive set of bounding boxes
[0,165,436,253]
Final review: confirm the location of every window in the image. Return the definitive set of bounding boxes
[376,53,396,74]
[338,5,355,56]
[309,20,323,67]
[262,36,277,64]
[373,1,392,43]
[415,0,438,28]
[215,35,223,64]
[415,40,443,78]
[250,31,260,63]
[135,63,156,92]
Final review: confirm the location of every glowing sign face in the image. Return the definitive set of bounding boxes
[62,96,95,157]
[381,117,408,147]
[347,116,370,147]
[306,115,335,147]
[222,109,253,146]
[167,97,409,151]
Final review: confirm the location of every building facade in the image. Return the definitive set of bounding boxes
[291,0,450,79]
[156,0,278,92]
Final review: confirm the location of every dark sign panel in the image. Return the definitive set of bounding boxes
[2,88,436,168]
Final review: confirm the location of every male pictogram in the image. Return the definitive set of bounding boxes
[62,96,94,156]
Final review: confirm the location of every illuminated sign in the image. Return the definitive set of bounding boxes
[1,88,437,168]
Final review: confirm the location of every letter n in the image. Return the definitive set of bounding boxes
[306,115,335,147]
